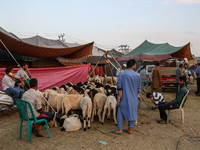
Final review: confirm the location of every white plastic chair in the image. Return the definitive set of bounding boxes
[167,90,189,124]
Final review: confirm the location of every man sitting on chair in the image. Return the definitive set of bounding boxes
[157,76,188,124]
[22,78,54,137]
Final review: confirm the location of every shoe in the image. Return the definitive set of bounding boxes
[156,119,164,123]
[33,128,43,137]
[111,130,122,135]
[122,129,132,134]
[159,120,167,124]
[196,94,200,96]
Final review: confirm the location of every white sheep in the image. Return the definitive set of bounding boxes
[80,90,92,131]
[91,93,107,123]
[101,95,117,125]
[60,114,82,131]
[46,91,66,119]
[104,75,117,86]
[62,94,84,116]
[96,87,105,94]
[94,75,101,83]
[58,88,66,94]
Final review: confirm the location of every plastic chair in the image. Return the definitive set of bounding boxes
[15,99,50,143]
[167,90,189,124]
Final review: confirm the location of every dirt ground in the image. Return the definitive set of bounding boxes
[0,83,200,150]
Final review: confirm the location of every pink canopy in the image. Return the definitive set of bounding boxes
[0,65,90,92]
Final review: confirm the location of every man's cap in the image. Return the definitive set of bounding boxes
[122,64,126,67]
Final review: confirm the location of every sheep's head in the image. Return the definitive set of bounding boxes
[58,88,66,94]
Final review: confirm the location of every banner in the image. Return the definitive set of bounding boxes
[0,65,90,92]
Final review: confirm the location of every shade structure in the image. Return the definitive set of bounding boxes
[118,40,193,61]
[0,27,93,59]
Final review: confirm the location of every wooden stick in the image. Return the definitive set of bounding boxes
[108,51,122,68]
[106,52,114,85]
[87,55,104,80]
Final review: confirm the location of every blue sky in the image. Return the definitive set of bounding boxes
[0,0,200,56]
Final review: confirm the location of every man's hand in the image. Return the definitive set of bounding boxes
[40,108,46,113]
[21,81,25,86]
[165,102,171,104]
[118,96,121,104]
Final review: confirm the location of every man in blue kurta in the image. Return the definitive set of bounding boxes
[112,59,141,135]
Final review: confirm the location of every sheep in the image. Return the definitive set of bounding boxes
[101,95,117,125]
[66,87,78,94]
[95,82,103,88]
[80,89,92,131]
[104,75,117,85]
[94,75,101,83]
[58,87,66,94]
[96,87,105,94]
[91,93,107,123]
[88,89,98,102]
[52,86,59,91]
[60,114,82,131]
[61,94,84,116]
[46,91,66,116]
[60,85,68,91]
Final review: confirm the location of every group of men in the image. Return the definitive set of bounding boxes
[112,59,188,135]
[1,63,53,137]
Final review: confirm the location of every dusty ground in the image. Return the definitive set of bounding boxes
[0,83,200,150]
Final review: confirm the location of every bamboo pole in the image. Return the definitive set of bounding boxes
[106,52,114,85]
[108,51,122,68]
[87,55,104,80]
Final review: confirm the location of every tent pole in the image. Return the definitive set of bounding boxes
[106,52,114,85]
[108,51,122,68]
[87,55,104,80]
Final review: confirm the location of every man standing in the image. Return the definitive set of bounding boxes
[112,59,141,134]
[195,63,200,96]
[2,67,24,99]
[140,65,151,92]
[176,64,183,83]
[157,76,188,124]
[22,78,54,137]
[151,62,161,93]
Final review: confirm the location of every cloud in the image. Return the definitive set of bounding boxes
[176,0,200,4]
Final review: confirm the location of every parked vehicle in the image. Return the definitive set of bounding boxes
[160,67,178,92]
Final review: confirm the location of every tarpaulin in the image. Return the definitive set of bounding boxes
[0,65,90,92]
[0,27,93,59]
[118,40,193,61]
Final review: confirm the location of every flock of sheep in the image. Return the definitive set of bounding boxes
[39,75,119,131]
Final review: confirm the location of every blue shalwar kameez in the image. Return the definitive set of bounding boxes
[117,69,141,129]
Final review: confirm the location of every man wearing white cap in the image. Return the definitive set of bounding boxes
[121,64,126,73]
[116,64,127,77]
